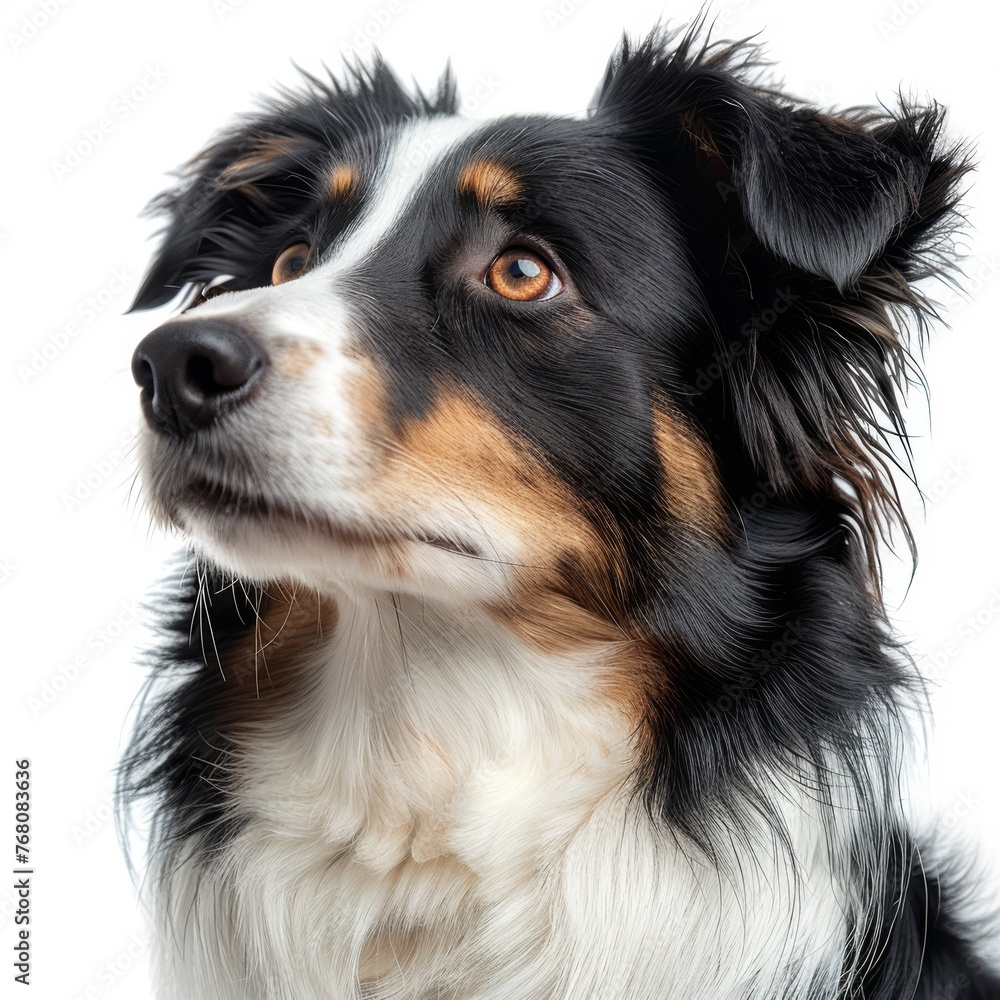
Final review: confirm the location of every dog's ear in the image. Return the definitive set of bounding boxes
[593,27,967,292]
[131,60,458,311]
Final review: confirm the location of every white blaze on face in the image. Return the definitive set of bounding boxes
[320,115,485,277]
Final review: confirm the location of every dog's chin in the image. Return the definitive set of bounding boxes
[157,477,510,601]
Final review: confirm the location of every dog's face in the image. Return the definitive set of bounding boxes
[131,38,964,642]
[131,73,724,636]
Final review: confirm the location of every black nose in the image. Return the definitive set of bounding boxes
[131,319,267,438]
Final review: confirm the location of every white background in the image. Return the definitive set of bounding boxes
[3,0,998,996]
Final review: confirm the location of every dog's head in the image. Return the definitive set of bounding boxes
[131,28,966,650]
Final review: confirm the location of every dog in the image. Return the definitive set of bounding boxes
[120,22,1000,999]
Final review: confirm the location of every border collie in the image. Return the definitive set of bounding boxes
[121,23,1000,999]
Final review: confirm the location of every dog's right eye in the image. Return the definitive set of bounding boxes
[272,243,311,285]
[485,248,563,302]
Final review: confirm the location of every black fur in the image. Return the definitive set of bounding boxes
[853,850,1000,999]
[119,566,266,859]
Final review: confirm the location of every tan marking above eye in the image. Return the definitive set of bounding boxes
[328,164,358,202]
[216,136,313,204]
[456,160,523,207]
[272,243,311,285]
[486,249,561,302]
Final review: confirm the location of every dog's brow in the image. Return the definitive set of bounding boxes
[321,117,483,275]
[456,159,523,208]
[327,164,359,203]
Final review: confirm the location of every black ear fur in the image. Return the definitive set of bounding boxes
[679,95,931,292]
[594,24,968,292]
[130,59,457,311]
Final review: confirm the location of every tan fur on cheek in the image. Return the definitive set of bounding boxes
[386,391,596,560]
[489,585,624,659]
[385,391,638,650]
[653,407,727,537]
[599,640,675,747]
[344,354,392,445]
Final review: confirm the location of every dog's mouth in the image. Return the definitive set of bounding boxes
[175,477,481,557]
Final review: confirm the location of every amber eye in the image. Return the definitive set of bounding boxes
[272,243,311,285]
[485,248,562,302]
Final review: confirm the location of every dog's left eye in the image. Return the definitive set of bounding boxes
[272,243,311,285]
[485,248,563,302]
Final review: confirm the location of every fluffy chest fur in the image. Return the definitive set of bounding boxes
[153,591,861,1000]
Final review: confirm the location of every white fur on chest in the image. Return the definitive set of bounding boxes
[152,591,867,1000]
